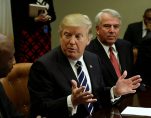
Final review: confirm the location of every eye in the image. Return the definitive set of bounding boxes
[113,25,120,29]
[102,24,120,29]
[75,34,83,40]
[103,24,112,29]
[64,32,72,39]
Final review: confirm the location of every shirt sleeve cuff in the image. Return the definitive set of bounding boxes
[110,86,121,103]
[67,95,78,116]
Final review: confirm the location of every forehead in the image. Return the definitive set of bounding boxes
[62,26,88,34]
[145,11,151,17]
[100,13,120,24]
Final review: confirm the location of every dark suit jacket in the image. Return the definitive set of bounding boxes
[28,46,112,118]
[135,38,151,86]
[0,83,23,118]
[124,21,143,48]
[86,38,134,87]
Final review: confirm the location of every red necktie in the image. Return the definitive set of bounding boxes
[109,47,121,78]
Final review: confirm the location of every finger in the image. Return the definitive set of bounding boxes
[119,70,127,80]
[132,78,142,85]
[76,86,85,94]
[128,89,136,94]
[81,91,93,98]
[82,93,94,100]
[132,83,141,89]
[71,80,77,89]
[130,75,142,84]
[80,93,97,103]
[130,75,141,82]
[86,98,97,103]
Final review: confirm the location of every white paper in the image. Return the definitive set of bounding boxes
[121,106,151,116]
[29,4,47,17]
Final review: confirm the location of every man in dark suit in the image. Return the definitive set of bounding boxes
[28,13,142,118]
[124,8,151,86]
[86,9,134,87]
[86,9,136,110]
[124,8,151,63]
[0,33,23,118]
[135,37,151,86]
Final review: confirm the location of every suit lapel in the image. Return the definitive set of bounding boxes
[57,48,78,84]
[83,52,95,91]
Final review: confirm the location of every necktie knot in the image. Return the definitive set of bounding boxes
[109,47,114,53]
[75,61,82,75]
[75,61,82,68]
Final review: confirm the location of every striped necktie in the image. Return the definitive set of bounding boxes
[75,61,94,115]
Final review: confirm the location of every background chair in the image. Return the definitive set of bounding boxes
[0,63,32,117]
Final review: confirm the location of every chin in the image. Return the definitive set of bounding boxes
[67,54,79,60]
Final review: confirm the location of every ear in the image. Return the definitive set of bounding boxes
[87,39,90,46]
[96,26,100,35]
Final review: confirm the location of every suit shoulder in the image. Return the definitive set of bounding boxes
[36,47,60,66]
[86,38,98,50]
[85,50,100,59]
[117,39,131,45]
[128,21,142,27]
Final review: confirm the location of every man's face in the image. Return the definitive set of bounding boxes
[144,11,151,31]
[60,26,90,60]
[96,13,120,46]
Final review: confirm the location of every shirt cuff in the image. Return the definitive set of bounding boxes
[67,95,77,116]
[110,86,121,103]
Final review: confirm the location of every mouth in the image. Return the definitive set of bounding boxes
[67,48,76,53]
[107,35,117,40]
[108,35,116,38]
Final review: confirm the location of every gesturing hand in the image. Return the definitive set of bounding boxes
[71,80,97,107]
[114,70,142,97]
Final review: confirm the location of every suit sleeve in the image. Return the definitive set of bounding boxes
[28,61,69,118]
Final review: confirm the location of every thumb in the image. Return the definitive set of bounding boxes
[71,80,77,89]
[119,70,127,80]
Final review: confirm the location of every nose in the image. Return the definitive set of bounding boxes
[108,25,115,32]
[69,36,76,45]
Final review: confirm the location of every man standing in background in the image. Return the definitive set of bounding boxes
[124,8,151,63]
[11,0,56,63]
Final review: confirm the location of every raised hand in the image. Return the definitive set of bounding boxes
[113,70,142,96]
[71,80,97,107]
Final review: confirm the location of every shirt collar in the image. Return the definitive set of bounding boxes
[97,38,117,53]
[143,20,147,30]
[68,56,84,66]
